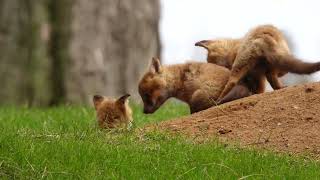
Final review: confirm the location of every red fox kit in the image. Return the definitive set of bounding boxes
[196,38,267,98]
[93,94,132,129]
[138,57,252,113]
[195,24,320,102]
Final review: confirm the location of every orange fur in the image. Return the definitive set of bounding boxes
[138,57,252,113]
[196,24,320,101]
[93,94,132,129]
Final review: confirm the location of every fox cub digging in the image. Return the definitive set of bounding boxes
[196,24,320,102]
[93,94,132,129]
[138,57,252,114]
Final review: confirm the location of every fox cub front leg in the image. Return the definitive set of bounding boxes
[190,90,217,113]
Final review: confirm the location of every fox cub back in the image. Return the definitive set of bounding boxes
[93,94,132,129]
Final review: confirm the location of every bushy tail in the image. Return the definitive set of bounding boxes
[265,53,320,74]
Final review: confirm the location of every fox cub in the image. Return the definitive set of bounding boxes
[138,57,252,114]
[196,24,320,102]
[93,94,132,129]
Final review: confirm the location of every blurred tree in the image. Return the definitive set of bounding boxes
[0,0,50,106]
[0,0,160,106]
[48,0,72,105]
[66,0,161,104]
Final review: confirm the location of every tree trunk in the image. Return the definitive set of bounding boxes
[0,0,161,105]
[48,0,72,105]
[0,0,50,106]
[67,0,161,104]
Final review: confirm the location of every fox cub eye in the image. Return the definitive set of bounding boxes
[145,99,152,105]
[144,93,151,101]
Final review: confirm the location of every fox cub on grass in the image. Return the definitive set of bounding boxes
[195,24,320,103]
[93,94,132,129]
[138,57,252,114]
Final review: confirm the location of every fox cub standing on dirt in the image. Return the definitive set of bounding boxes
[93,94,132,129]
[138,57,252,114]
[195,24,320,102]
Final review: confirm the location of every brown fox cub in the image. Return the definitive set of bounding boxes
[195,24,320,102]
[196,38,268,100]
[138,57,252,114]
[93,94,133,129]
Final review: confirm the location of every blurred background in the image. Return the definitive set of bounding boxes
[1,0,319,106]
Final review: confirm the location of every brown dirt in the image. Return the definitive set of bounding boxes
[150,82,320,157]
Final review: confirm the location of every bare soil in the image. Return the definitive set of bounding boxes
[149,82,320,157]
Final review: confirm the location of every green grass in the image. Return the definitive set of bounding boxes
[0,100,320,179]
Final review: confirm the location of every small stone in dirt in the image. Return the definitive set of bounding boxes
[198,124,209,131]
[218,128,232,134]
[285,143,290,148]
[305,117,313,121]
[170,125,179,131]
[305,87,315,93]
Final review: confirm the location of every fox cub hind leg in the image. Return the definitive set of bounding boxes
[218,42,261,101]
[218,62,255,101]
[218,84,252,104]
[266,70,285,90]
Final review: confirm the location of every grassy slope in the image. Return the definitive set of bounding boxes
[0,101,319,179]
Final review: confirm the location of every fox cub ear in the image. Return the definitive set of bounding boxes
[116,94,130,105]
[149,57,162,74]
[195,40,210,49]
[93,95,104,109]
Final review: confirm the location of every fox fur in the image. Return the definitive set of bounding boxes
[195,24,320,102]
[138,57,252,114]
[93,94,132,129]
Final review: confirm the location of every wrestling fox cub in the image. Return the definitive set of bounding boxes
[195,24,320,102]
[93,94,132,129]
[138,57,252,114]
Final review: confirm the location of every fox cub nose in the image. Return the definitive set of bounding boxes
[143,107,153,114]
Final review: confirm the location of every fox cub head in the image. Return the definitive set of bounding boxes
[195,39,238,69]
[139,57,170,114]
[93,94,132,129]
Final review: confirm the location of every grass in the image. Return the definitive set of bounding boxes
[0,100,320,179]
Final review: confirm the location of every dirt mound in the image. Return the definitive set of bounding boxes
[151,82,320,157]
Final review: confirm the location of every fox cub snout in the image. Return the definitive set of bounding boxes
[93,94,133,129]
